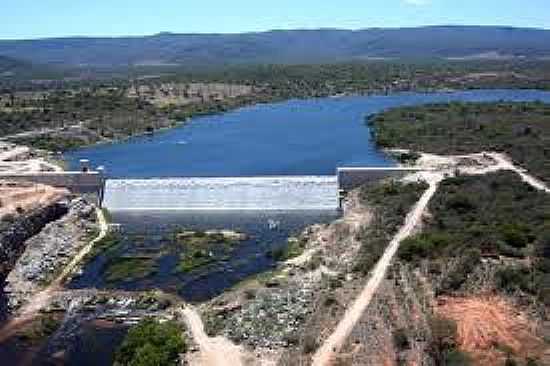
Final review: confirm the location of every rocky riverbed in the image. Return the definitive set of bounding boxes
[201,191,371,352]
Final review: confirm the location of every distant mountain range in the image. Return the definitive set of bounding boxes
[1,26,550,69]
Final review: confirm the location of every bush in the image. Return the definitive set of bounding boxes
[444,350,473,366]
[499,223,530,248]
[393,328,410,350]
[399,233,452,261]
[115,318,185,366]
[505,357,518,366]
[354,180,427,274]
[301,333,319,354]
[428,316,458,366]
[495,266,533,294]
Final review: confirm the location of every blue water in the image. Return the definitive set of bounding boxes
[69,210,338,302]
[64,89,550,178]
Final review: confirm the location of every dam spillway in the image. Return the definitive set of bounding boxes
[103,176,339,211]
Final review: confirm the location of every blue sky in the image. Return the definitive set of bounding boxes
[2,0,549,39]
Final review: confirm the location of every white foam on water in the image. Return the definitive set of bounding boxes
[103,176,339,211]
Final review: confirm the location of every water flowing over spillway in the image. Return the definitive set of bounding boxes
[103,176,339,210]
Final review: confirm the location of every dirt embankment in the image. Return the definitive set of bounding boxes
[0,181,69,220]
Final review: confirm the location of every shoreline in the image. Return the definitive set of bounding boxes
[61,86,550,154]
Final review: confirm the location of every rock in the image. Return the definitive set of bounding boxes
[3,198,97,310]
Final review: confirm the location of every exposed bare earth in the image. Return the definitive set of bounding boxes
[182,306,250,366]
[0,181,68,219]
[437,296,545,365]
[312,151,550,366]
[0,142,68,220]
[312,171,443,366]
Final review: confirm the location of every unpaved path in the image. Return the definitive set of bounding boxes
[181,306,245,366]
[488,153,550,193]
[0,207,108,343]
[312,172,444,366]
[311,151,550,366]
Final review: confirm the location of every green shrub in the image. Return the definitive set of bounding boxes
[115,318,185,366]
[444,350,473,366]
[495,266,533,294]
[499,223,530,248]
[399,233,452,261]
[428,316,458,366]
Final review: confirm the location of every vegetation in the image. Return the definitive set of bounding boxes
[393,328,410,350]
[370,101,550,182]
[114,318,185,366]
[176,249,215,273]
[85,231,122,261]
[172,230,243,274]
[105,257,158,283]
[0,84,264,150]
[399,172,550,298]
[354,179,428,274]
[3,59,550,152]
[267,237,307,262]
[18,314,61,342]
[428,316,472,366]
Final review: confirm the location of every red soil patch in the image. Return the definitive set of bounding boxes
[0,180,68,219]
[436,296,545,364]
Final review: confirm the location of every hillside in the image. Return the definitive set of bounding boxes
[1,26,550,68]
[0,56,34,77]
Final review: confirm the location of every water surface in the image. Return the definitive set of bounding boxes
[65,89,550,178]
[69,210,338,302]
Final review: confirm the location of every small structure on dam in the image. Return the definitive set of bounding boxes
[0,159,106,194]
[337,167,426,191]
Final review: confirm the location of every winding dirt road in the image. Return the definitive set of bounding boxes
[311,152,550,366]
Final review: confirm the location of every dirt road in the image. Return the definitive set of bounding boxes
[181,306,245,366]
[311,151,550,366]
[311,172,444,366]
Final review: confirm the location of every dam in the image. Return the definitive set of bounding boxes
[102,168,424,211]
[103,176,339,210]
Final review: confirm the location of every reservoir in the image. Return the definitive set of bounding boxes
[64,89,550,178]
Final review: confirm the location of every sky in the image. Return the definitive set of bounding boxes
[1,0,549,40]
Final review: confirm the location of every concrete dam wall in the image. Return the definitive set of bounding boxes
[103,176,339,211]
[337,167,425,191]
[0,171,104,194]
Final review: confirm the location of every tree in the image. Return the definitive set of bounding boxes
[428,316,458,366]
[115,318,185,366]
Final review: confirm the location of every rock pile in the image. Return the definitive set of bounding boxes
[4,197,96,310]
